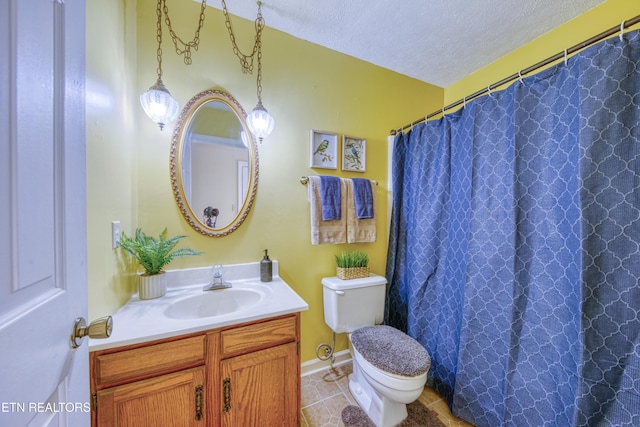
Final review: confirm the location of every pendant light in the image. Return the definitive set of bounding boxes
[140,0,178,130]
[140,81,179,131]
[221,0,275,143]
[245,56,275,143]
[140,0,206,130]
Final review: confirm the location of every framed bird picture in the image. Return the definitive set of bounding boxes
[341,135,366,172]
[310,130,338,169]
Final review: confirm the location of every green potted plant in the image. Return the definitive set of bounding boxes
[335,250,369,280]
[120,228,202,299]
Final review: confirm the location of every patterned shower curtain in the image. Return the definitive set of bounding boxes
[386,30,640,427]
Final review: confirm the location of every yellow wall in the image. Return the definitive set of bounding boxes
[86,0,139,314]
[445,0,640,105]
[86,0,442,362]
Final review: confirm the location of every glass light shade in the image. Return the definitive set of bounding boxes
[140,78,180,130]
[246,101,275,143]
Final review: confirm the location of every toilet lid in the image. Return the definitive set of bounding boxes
[350,325,431,377]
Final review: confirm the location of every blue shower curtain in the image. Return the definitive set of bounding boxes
[386,30,640,427]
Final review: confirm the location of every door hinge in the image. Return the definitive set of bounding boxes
[195,385,203,420]
[91,392,97,412]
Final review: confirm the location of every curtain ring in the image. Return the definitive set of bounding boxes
[441,107,446,116]
[463,96,466,107]
[487,86,492,97]
[564,49,568,66]
[518,71,523,83]
[620,20,625,41]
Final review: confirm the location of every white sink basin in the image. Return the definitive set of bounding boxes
[89,263,310,351]
[165,286,268,319]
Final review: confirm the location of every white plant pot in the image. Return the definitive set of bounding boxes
[138,271,167,300]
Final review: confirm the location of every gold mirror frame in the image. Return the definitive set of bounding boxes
[170,89,259,237]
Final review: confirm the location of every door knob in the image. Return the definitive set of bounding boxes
[70,316,113,348]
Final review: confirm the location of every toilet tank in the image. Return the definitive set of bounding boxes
[322,274,387,333]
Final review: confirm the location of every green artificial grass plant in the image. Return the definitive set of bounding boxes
[334,251,369,269]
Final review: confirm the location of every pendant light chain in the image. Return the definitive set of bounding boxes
[155,0,164,79]
[162,0,207,65]
[255,18,264,102]
[221,0,264,78]
[220,0,273,142]
[142,0,274,139]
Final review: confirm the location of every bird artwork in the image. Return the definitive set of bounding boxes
[313,138,334,165]
[314,139,329,155]
[343,137,365,171]
[349,144,361,165]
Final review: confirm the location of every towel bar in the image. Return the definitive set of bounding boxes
[300,176,377,186]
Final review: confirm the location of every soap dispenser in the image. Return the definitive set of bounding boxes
[260,249,272,282]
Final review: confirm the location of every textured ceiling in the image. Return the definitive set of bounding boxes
[200,0,605,87]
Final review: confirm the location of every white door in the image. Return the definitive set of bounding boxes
[0,1,89,426]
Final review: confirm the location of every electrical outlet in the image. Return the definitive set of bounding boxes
[112,221,121,249]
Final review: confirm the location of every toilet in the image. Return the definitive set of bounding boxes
[322,274,431,427]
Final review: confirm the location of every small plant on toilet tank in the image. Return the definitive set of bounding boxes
[119,228,202,299]
[334,250,369,280]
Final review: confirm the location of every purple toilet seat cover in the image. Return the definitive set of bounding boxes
[351,325,431,377]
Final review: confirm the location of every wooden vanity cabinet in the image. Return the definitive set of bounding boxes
[221,342,298,426]
[90,313,300,427]
[95,367,206,426]
[219,316,299,427]
[90,333,208,426]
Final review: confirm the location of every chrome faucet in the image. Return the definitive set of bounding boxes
[203,264,232,291]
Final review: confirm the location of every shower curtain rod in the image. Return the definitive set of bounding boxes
[391,14,640,135]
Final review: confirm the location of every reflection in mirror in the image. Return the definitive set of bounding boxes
[170,89,258,237]
[184,101,248,227]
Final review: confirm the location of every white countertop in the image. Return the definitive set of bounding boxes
[89,262,309,351]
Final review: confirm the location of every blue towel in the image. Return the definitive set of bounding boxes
[352,178,374,219]
[320,176,341,221]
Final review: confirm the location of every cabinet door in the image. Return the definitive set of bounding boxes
[96,367,206,427]
[221,342,299,427]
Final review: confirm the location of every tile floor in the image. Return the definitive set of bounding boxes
[300,362,475,427]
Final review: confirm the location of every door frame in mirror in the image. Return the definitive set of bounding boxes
[170,89,259,237]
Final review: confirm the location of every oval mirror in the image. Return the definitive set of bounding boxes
[170,89,258,237]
